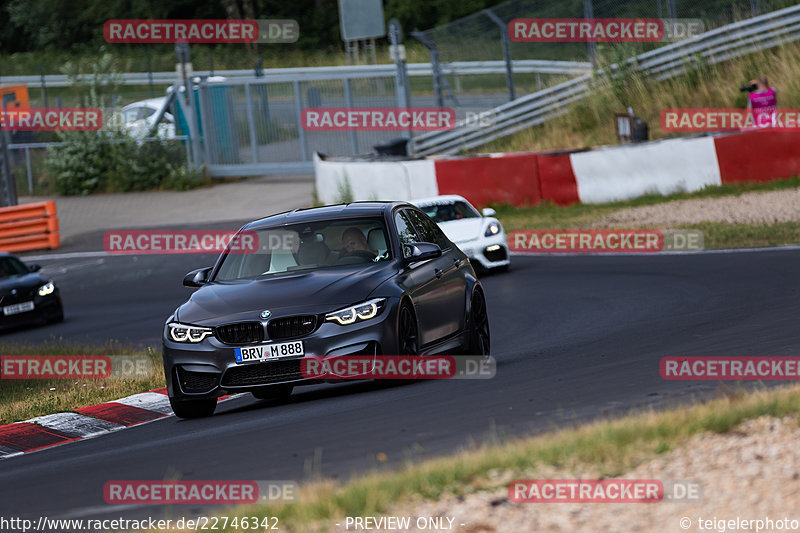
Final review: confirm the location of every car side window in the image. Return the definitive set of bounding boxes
[405,209,435,242]
[421,213,452,250]
[407,209,450,250]
[394,211,420,258]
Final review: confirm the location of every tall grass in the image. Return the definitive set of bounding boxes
[479,40,800,153]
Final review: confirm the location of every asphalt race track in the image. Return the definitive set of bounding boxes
[1,245,798,521]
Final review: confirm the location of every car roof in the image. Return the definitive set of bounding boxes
[244,201,412,230]
[410,194,471,206]
[121,98,167,111]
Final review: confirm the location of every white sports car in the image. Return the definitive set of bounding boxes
[412,195,510,272]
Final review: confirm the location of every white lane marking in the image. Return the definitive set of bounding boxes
[19,251,110,260]
[0,445,23,458]
[113,392,174,415]
[26,413,123,437]
[44,258,107,276]
[62,503,156,519]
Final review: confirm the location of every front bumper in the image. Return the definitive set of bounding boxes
[0,293,62,328]
[162,299,400,400]
[455,234,510,270]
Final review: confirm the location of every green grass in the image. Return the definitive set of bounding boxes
[490,178,800,249]
[137,384,800,532]
[686,221,800,249]
[477,39,800,154]
[0,342,162,423]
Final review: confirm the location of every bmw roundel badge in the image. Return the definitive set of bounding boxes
[260,310,271,319]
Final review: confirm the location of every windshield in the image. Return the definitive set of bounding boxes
[0,257,29,280]
[418,201,481,223]
[213,217,391,281]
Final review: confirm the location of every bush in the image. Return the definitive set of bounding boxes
[43,52,207,195]
[45,133,206,195]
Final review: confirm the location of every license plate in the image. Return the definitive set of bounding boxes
[3,301,34,316]
[235,341,304,363]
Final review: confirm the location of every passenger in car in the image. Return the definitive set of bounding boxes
[341,228,378,259]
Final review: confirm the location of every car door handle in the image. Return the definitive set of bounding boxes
[434,268,443,279]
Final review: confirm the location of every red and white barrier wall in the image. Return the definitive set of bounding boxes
[314,130,800,207]
[313,153,438,203]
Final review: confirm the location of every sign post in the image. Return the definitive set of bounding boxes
[338,0,386,65]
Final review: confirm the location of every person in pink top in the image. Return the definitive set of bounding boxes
[746,76,777,128]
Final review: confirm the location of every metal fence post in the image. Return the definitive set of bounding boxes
[343,78,359,155]
[244,83,259,163]
[25,148,33,195]
[584,0,597,68]
[196,82,214,166]
[293,80,309,161]
[389,19,411,110]
[146,52,155,98]
[411,31,444,108]
[666,0,678,20]
[39,64,48,108]
[483,8,516,102]
[0,128,18,207]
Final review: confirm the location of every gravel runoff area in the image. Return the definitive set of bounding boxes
[594,188,800,227]
[19,175,314,244]
[371,416,800,533]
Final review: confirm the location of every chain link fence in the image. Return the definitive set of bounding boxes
[411,0,799,105]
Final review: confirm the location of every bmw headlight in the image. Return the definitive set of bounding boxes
[485,222,501,237]
[167,322,214,343]
[325,298,386,326]
[38,281,55,296]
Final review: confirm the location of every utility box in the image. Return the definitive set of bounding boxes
[615,113,649,143]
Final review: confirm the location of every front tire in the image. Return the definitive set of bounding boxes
[169,397,217,419]
[398,301,419,355]
[466,289,490,356]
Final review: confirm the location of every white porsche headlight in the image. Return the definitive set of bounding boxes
[485,222,501,237]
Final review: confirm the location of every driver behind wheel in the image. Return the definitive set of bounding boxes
[341,227,378,259]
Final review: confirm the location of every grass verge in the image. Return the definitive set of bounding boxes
[477,39,800,154]
[0,341,162,424]
[491,179,800,249]
[145,384,800,533]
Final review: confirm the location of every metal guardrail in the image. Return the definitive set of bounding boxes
[410,4,800,156]
[0,60,592,88]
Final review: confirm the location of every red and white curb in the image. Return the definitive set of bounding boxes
[0,388,236,460]
[315,129,800,207]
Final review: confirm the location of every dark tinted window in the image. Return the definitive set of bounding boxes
[418,201,480,223]
[0,257,29,279]
[395,210,419,244]
[405,209,435,243]
[406,209,450,250]
[394,211,420,258]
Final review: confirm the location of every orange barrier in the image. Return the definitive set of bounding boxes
[0,201,60,253]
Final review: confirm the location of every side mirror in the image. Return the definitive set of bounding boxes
[481,207,497,217]
[183,267,212,288]
[28,263,42,272]
[403,242,442,262]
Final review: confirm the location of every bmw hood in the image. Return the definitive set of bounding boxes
[176,264,396,325]
[0,274,47,296]
[438,218,491,244]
